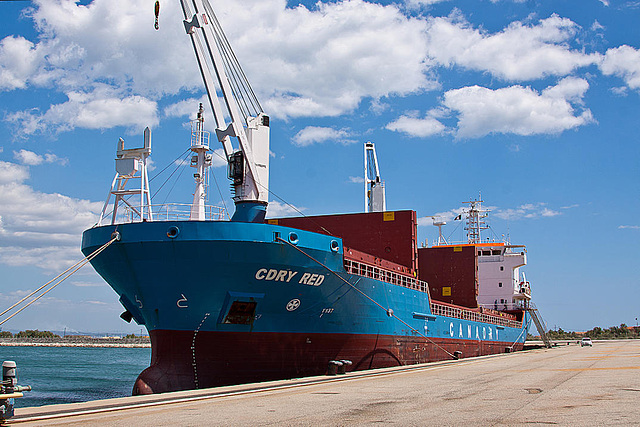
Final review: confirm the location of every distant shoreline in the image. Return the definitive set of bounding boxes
[0,337,150,348]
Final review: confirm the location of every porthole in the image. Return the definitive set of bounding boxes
[288,232,299,245]
[167,226,180,239]
[330,240,340,252]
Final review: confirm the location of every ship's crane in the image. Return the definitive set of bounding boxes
[364,142,386,212]
[180,0,270,223]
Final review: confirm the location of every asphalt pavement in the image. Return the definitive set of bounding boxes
[10,339,640,426]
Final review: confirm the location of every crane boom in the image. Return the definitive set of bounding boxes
[364,141,386,213]
[180,0,270,222]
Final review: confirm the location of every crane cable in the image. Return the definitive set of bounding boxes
[0,235,119,326]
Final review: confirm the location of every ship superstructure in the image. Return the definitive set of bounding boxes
[423,199,532,314]
[82,0,531,395]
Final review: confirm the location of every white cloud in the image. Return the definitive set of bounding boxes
[0,36,45,91]
[419,202,561,225]
[600,45,640,91]
[0,161,101,271]
[618,225,639,229]
[417,208,465,227]
[292,126,355,147]
[425,13,599,81]
[163,96,219,125]
[265,200,304,218]
[2,0,436,132]
[610,86,628,96]
[71,281,103,288]
[25,0,200,96]
[443,77,594,138]
[227,0,436,119]
[493,202,560,220]
[348,176,364,183]
[13,149,68,166]
[0,161,29,184]
[7,87,158,135]
[13,149,44,165]
[405,0,451,8]
[591,20,605,32]
[386,110,446,137]
[369,99,390,115]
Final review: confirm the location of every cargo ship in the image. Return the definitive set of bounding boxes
[81,0,532,395]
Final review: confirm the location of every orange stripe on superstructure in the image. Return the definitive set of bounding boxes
[431,242,505,248]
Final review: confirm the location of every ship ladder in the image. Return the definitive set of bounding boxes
[526,303,552,348]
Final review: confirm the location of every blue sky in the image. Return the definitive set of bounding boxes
[0,0,638,334]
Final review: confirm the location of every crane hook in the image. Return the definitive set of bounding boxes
[154,1,160,30]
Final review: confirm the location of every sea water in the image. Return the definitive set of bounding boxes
[0,346,151,408]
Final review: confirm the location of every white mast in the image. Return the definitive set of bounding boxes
[189,104,212,221]
[180,0,269,222]
[364,141,386,213]
[98,128,153,225]
[462,198,489,244]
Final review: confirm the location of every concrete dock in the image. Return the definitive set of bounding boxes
[9,339,640,426]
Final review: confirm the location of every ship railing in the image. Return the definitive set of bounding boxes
[431,302,522,328]
[118,203,226,223]
[343,259,428,294]
[479,301,526,311]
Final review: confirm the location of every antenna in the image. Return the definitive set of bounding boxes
[462,197,489,244]
[430,216,448,245]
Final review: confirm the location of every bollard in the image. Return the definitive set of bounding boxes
[1,361,31,422]
[505,347,512,353]
[327,360,343,376]
[453,351,462,360]
[2,361,17,389]
[339,359,352,374]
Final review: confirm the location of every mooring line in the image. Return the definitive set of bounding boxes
[0,235,119,326]
[275,236,457,359]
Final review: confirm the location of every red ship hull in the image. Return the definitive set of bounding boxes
[133,330,524,395]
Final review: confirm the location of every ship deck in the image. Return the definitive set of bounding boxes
[10,339,640,426]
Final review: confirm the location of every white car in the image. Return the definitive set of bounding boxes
[581,337,593,347]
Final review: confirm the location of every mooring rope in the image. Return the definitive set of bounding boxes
[275,236,457,359]
[0,235,119,326]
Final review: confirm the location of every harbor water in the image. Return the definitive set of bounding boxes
[0,346,151,408]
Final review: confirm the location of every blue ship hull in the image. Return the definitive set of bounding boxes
[82,220,529,394]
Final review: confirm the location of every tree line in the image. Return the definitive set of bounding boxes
[528,323,639,340]
[0,330,60,338]
[0,330,145,339]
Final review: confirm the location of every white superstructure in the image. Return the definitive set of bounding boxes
[430,198,532,311]
[476,244,531,310]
